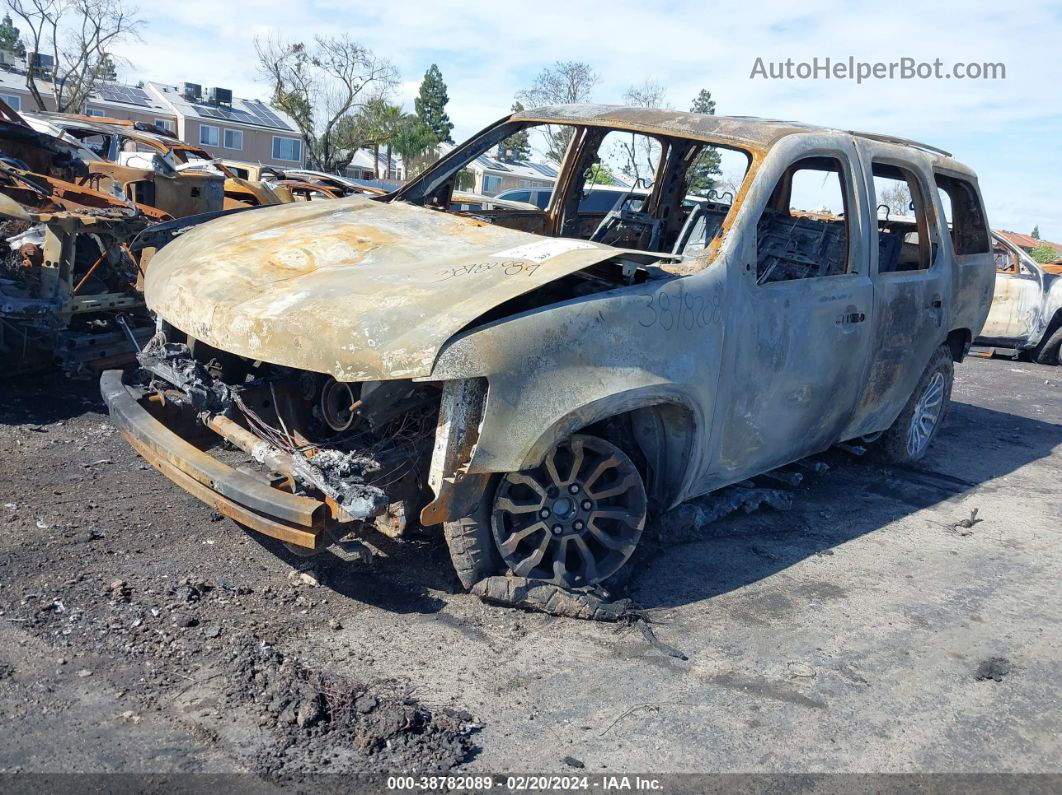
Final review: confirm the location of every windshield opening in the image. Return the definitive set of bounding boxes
[397,118,752,261]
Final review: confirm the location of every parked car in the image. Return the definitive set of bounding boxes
[102,104,994,590]
[974,232,1062,364]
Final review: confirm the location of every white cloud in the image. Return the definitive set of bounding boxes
[110,0,1062,237]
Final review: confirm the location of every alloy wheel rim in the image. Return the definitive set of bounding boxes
[491,435,646,587]
[906,371,945,456]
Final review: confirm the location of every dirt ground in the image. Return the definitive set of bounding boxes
[1,355,1060,780]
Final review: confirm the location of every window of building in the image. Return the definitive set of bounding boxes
[85,106,105,117]
[199,124,219,147]
[223,128,243,150]
[482,174,502,193]
[934,173,990,255]
[756,156,851,283]
[272,136,302,162]
[872,163,933,273]
[154,118,174,133]
[1,93,21,110]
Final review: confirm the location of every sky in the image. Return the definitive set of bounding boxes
[103,0,1062,241]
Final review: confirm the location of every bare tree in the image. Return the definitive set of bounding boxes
[256,34,397,173]
[879,182,913,217]
[7,0,141,113]
[516,60,598,163]
[617,79,667,183]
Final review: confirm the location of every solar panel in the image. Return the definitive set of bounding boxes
[527,162,558,177]
[243,100,291,130]
[191,99,290,130]
[97,84,152,108]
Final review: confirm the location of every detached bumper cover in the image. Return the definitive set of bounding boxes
[100,369,330,549]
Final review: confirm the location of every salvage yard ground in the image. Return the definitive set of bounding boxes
[0,356,1059,777]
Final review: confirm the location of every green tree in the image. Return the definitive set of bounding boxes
[690,88,716,115]
[586,162,615,186]
[370,100,403,178]
[414,63,453,143]
[1031,225,1041,240]
[687,88,721,195]
[498,101,531,162]
[391,114,439,178]
[1031,243,1058,264]
[0,12,25,56]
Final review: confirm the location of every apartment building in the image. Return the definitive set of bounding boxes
[436,142,557,196]
[145,82,303,168]
[0,55,305,168]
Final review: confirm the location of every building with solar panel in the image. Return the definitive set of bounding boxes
[0,63,306,169]
[436,141,558,197]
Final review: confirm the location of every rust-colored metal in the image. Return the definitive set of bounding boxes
[101,370,328,540]
[73,248,111,294]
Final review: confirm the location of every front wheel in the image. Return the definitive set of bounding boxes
[443,434,647,590]
[1031,323,1062,366]
[874,344,954,464]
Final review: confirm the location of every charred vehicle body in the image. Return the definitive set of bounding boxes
[0,104,172,375]
[103,105,994,589]
[21,112,226,219]
[975,232,1062,364]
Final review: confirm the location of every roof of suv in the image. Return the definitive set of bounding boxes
[513,104,972,174]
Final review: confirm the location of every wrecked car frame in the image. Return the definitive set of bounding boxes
[975,231,1062,364]
[103,104,994,588]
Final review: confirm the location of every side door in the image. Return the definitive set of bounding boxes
[844,143,950,437]
[979,237,1044,344]
[711,137,875,482]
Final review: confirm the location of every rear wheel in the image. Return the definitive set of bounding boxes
[874,344,953,464]
[443,434,647,590]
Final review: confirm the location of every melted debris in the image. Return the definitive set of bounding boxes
[471,576,631,621]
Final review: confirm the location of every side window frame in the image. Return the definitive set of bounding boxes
[870,158,937,275]
[933,170,991,258]
[754,149,858,286]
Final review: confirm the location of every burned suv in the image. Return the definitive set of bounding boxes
[102,105,994,590]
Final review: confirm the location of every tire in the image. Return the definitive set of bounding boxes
[1031,323,1062,366]
[443,434,649,590]
[874,344,954,464]
[443,481,501,590]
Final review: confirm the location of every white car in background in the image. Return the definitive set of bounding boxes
[975,232,1062,364]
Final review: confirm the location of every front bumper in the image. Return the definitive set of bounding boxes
[101,369,332,550]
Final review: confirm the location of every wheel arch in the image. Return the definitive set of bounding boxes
[517,389,702,512]
[946,327,972,362]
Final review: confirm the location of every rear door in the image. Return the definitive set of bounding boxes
[713,137,875,480]
[845,142,950,437]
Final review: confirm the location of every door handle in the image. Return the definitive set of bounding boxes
[928,296,943,309]
[837,311,866,325]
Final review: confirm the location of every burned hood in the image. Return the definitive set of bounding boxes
[144,196,628,380]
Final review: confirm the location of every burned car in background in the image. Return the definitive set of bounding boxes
[0,103,171,375]
[21,112,225,219]
[103,105,994,590]
[974,231,1062,364]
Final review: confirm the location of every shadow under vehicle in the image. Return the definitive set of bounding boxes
[102,104,995,591]
[973,231,1062,365]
